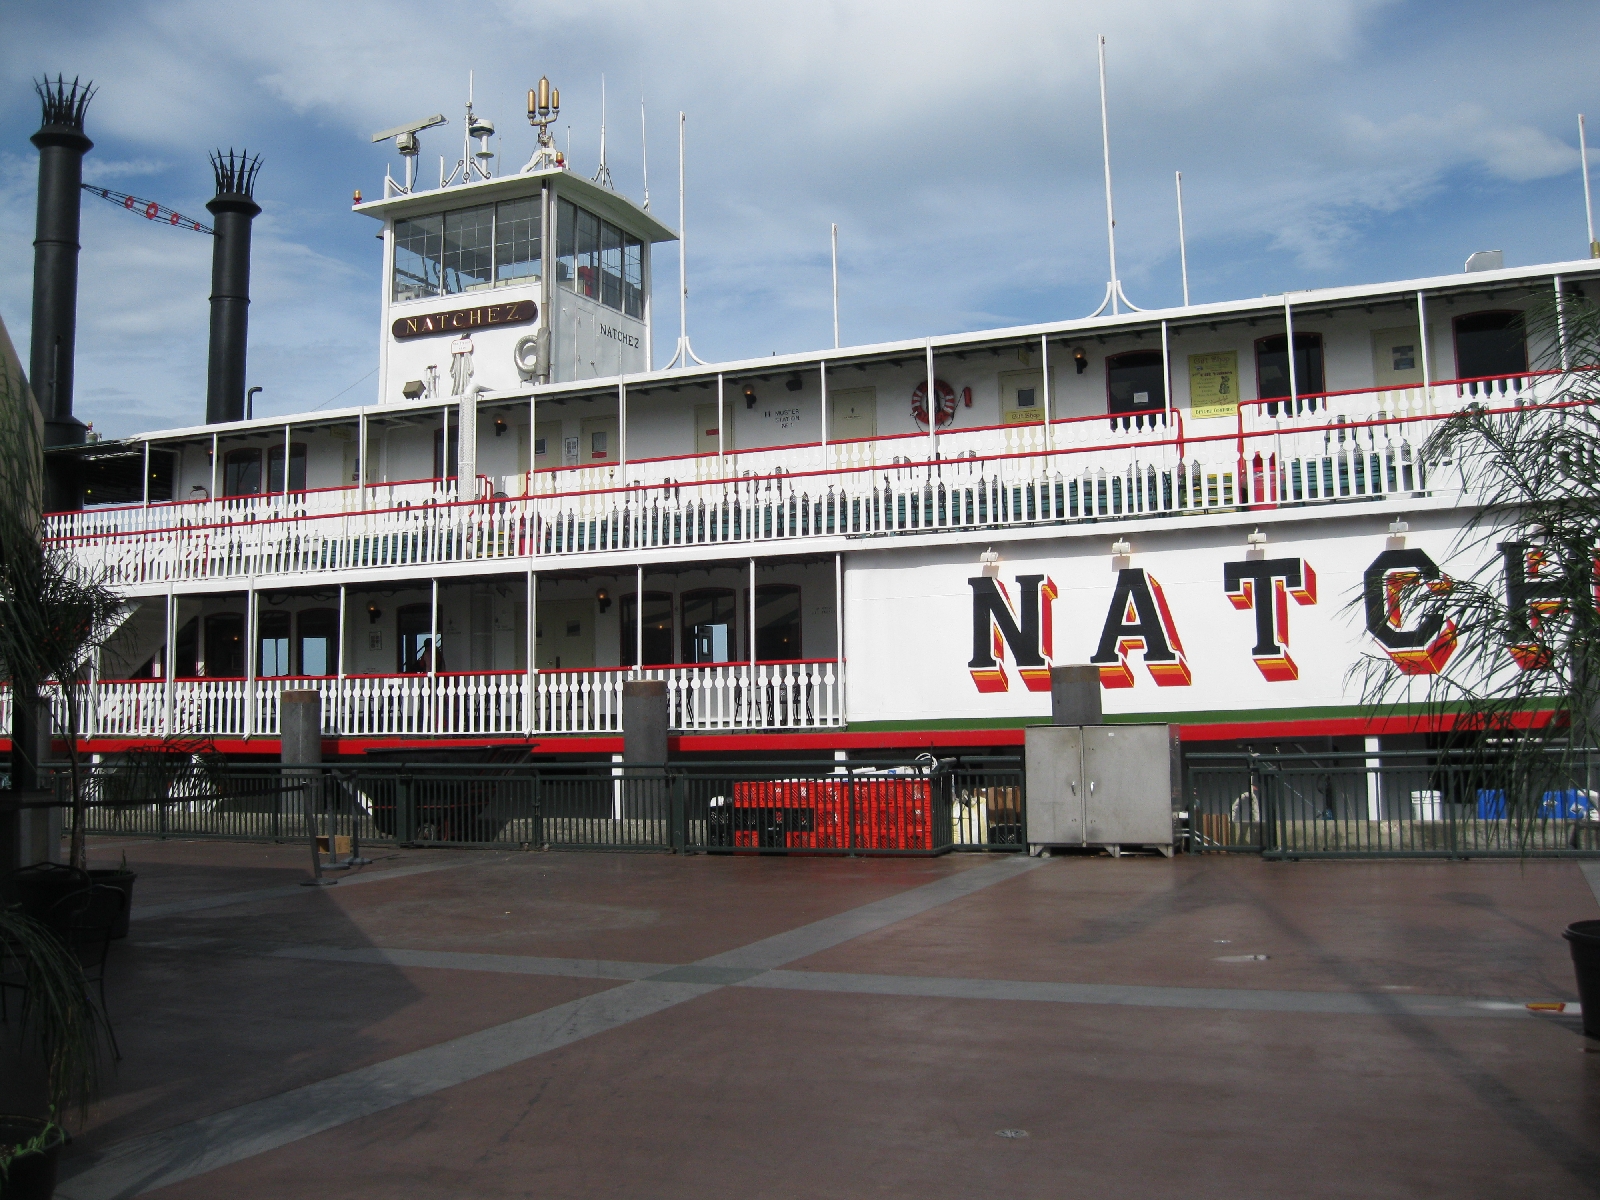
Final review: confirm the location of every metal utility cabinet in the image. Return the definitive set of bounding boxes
[1025,724,1179,856]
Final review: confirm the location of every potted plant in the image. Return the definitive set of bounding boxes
[0,905,112,1198]
[1354,292,1600,1035]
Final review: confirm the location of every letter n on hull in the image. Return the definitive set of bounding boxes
[968,575,1057,693]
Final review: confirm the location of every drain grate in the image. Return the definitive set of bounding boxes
[995,1129,1029,1139]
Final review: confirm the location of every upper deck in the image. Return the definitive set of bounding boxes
[44,256,1598,592]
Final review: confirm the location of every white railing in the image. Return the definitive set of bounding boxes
[45,374,1552,583]
[2,662,844,742]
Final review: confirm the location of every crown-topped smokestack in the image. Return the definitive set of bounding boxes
[205,149,262,424]
[30,75,95,450]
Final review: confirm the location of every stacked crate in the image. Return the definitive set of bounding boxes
[725,778,934,851]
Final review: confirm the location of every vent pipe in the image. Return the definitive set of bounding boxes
[205,150,262,424]
[29,75,94,449]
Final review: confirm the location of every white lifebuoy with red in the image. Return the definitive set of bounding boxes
[911,378,958,429]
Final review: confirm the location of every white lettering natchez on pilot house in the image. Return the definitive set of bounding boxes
[599,324,640,349]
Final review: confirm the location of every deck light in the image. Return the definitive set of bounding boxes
[367,602,383,624]
[1111,538,1132,569]
[1073,348,1089,374]
[596,587,612,612]
[785,373,803,392]
[1246,528,1266,559]
[744,384,758,409]
[493,416,508,437]
[980,548,1001,578]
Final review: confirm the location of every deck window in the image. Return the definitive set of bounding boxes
[493,197,541,285]
[755,585,802,662]
[203,613,246,679]
[623,235,644,318]
[575,208,601,300]
[1452,310,1526,380]
[258,610,292,677]
[297,608,339,677]
[1255,333,1325,415]
[1105,351,1166,422]
[620,592,674,667]
[222,448,262,497]
[393,214,444,301]
[267,444,307,494]
[397,603,440,673]
[442,205,495,294]
[556,197,644,318]
[682,589,737,663]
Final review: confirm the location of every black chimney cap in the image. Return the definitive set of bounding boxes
[34,74,94,131]
[210,148,263,200]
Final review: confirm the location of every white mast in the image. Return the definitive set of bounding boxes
[593,75,614,190]
[1089,35,1140,317]
[1582,114,1597,258]
[640,91,650,210]
[1176,170,1190,306]
[665,111,707,368]
[831,223,840,349]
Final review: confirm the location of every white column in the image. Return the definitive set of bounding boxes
[209,432,219,500]
[1364,735,1382,822]
[618,376,628,484]
[525,568,536,734]
[925,338,937,461]
[1417,291,1432,404]
[1556,274,1570,371]
[716,373,725,475]
[820,359,829,469]
[748,557,758,723]
[635,564,644,674]
[282,423,292,494]
[357,412,368,498]
[1284,296,1298,412]
[245,584,257,739]
[1039,334,1052,450]
[163,588,176,736]
[428,578,439,735]
[1160,320,1172,427]
[834,552,845,723]
[528,393,537,492]
[141,440,151,510]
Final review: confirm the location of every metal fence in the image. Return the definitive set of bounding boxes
[53,756,1025,857]
[1186,749,1600,858]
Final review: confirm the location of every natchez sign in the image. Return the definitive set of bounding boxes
[844,523,1528,728]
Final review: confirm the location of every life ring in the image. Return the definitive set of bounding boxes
[513,332,541,380]
[911,378,958,429]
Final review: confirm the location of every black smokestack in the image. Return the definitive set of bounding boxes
[205,149,262,424]
[30,74,94,448]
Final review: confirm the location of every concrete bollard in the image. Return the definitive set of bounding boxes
[281,690,335,886]
[622,679,669,825]
[1050,665,1102,727]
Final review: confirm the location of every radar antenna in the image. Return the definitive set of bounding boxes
[640,89,650,211]
[373,112,447,195]
[664,111,708,369]
[522,76,564,172]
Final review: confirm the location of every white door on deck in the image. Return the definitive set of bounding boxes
[579,416,619,465]
[830,387,877,441]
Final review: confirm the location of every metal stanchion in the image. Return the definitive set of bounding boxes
[285,689,337,887]
[301,779,335,887]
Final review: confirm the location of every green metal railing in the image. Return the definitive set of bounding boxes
[1186,749,1600,858]
[52,756,1025,857]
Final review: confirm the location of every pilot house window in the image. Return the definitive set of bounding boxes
[392,199,542,302]
[556,199,645,319]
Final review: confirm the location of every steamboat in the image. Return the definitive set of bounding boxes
[16,72,1600,774]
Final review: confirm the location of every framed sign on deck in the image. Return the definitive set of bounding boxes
[1188,351,1240,420]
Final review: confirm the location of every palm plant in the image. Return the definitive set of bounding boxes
[0,354,125,870]
[1353,291,1600,834]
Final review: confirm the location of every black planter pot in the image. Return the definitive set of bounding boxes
[2,863,89,922]
[1563,919,1600,1040]
[0,1115,67,1200]
[87,869,136,939]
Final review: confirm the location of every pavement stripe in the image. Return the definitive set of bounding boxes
[267,943,1559,1021]
[55,980,717,1200]
[60,854,1036,1199]
[697,854,1044,970]
[131,856,495,921]
[271,944,671,982]
[736,969,1554,1020]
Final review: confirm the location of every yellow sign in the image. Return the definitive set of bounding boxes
[1188,351,1239,420]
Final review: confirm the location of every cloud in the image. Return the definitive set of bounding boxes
[2,0,1599,438]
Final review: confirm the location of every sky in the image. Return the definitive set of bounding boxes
[2,0,1598,438]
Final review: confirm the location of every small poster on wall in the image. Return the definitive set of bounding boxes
[1188,351,1240,420]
